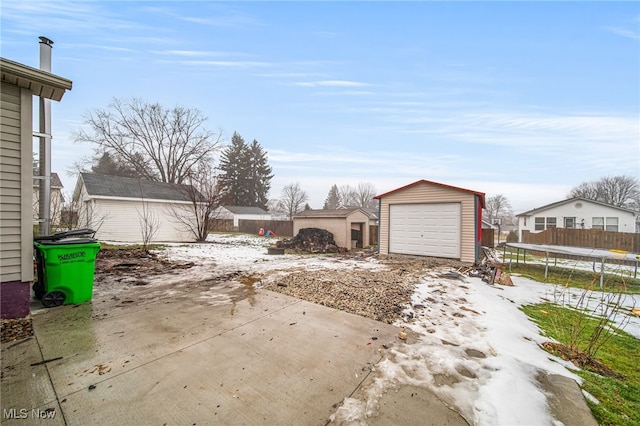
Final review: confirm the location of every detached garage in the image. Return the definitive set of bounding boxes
[374,180,485,263]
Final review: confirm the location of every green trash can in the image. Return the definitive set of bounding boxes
[33,237,101,308]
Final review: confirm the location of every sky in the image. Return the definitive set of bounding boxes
[1,1,639,213]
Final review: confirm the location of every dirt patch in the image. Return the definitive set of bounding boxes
[261,257,467,324]
[95,248,193,276]
[541,341,625,380]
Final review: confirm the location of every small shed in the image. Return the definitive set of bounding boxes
[212,205,271,228]
[293,208,371,249]
[374,180,485,263]
[73,173,202,242]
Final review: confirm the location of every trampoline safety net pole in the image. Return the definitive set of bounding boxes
[545,252,549,280]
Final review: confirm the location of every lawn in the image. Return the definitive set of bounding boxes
[522,303,640,425]
[500,262,640,294]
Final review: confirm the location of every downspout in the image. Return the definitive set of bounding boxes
[377,199,381,254]
[37,36,53,236]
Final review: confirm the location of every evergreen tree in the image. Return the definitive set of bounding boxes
[246,140,273,209]
[217,132,273,209]
[323,184,341,209]
[218,132,248,206]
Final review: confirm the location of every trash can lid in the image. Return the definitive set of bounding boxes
[37,237,99,246]
[34,228,96,242]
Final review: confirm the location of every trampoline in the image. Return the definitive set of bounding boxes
[504,242,640,288]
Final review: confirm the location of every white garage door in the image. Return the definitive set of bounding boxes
[389,203,461,258]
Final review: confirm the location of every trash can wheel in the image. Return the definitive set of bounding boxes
[42,290,66,308]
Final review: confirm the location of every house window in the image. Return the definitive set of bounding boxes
[535,217,556,230]
[606,217,618,232]
[592,217,604,230]
[564,217,576,228]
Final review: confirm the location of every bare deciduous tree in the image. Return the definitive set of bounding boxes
[353,182,378,210]
[279,182,308,219]
[484,194,513,224]
[568,175,639,209]
[74,98,223,185]
[168,166,221,242]
[137,182,160,250]
[338,184,357,207]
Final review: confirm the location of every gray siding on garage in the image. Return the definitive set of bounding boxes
[377,181,481,263]
[0,84,33,283]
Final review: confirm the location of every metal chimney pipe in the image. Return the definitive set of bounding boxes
[38,36,53,236]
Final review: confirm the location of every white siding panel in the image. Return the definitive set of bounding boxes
[0,83,26,283]
[91,198,196,242]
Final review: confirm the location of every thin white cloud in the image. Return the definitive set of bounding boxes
[154,50,253,58]
[604,26,640,41]
[292,80,372,88]
[157,60,272,68]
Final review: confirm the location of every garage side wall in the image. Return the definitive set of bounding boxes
[88,198,197,242]
[293,217,349,248]
[378,183,477,263]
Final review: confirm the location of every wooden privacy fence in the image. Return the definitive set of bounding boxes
[480,229,495,248]
[369,225,379,246]
[522,228,640,252]
[238,219,293,237]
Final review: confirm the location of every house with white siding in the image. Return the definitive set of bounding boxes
[212,205,271,228]
[0,57,72,319]
[73,173,203,243]
[33,170,64,227]
[516,197,637,241]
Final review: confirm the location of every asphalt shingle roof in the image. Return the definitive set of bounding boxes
[80,173,199,202]
[223,206,269,215]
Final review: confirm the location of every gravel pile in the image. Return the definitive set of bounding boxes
[261,256,467,324]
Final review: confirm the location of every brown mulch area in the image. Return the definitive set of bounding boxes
[95,248,193,276]
[542,341,625,380]
[1,317,34,343]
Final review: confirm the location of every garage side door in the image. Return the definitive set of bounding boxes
[389,203,461,258]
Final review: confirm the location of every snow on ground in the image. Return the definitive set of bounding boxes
[152,234,638,425]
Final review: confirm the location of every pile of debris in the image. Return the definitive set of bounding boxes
[466,246,513,286]
[276,228,346,253]
[1,316,33,343]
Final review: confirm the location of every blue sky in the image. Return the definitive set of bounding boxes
[2,1,639,212]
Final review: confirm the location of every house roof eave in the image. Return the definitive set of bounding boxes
[1,57,72,101]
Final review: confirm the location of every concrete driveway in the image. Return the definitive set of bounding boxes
[1,281,466,425]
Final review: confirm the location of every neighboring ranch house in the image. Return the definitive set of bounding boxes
[73,173,202,243]
[374,180,486,263]
[293,208,371,249]
[212,205,271,228]
[0,57,72,319]
[33,170,64,226]
[516,197,637,241]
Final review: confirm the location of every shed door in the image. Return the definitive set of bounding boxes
[389,203,461,258]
